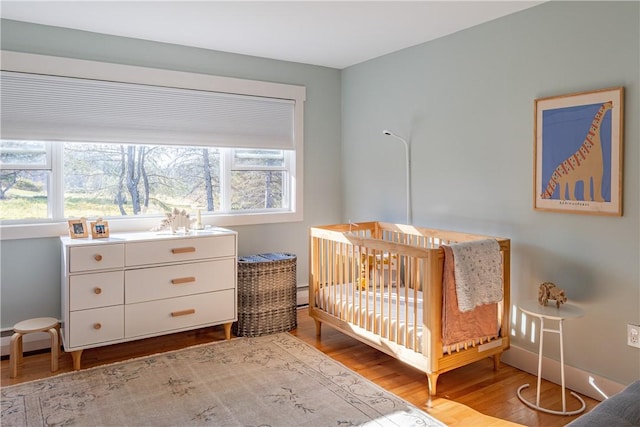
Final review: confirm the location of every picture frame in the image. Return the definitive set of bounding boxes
[534,87,624,216]
[90,219,110,239]
[68,218,89,239]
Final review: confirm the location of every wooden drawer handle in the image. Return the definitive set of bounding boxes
[171,277,196,285]
[171,247,196,254]
[94,287,102,294]
[171,309,196,317]
[93,323,102,330]
[94,254,103,261]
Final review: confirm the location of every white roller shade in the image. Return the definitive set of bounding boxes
[0,70,295,149]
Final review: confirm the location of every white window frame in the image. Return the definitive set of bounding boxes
[0,141,52,169]
[0,51,305,240]
[227,149,291,213]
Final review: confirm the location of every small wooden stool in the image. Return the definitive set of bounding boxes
[9,317,60,378]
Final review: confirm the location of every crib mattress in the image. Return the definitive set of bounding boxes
[316,283,424,353]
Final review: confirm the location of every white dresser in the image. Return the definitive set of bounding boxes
[60,229,237,370]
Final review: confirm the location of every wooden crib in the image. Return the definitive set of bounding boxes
[309,221,511,395]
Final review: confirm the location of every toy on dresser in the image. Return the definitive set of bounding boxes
[538,282,567,308]
[151,208,195,233]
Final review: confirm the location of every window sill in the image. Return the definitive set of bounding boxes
[0,211,302,240]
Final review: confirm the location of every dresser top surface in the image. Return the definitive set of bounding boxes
[60,227,236,246]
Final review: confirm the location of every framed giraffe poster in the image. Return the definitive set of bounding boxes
[534,87,624,216]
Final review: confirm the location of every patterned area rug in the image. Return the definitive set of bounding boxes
[1,333,445,426]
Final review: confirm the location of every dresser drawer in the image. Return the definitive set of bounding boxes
[69,305,124,348]
[70,271,124,311]
[125,235,235,267]
[125,289,235,338]
[125,259,235,303]
[69,244,125,273]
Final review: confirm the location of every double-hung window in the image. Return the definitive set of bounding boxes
[0,51,305,237]
[0,140,56,220]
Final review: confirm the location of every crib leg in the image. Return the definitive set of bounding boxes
[427,373,439,396]
[493,354,501,371]
[314,319,322,337]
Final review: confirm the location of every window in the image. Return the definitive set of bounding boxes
[230,149,289,211]
[0,141,52,220]
[0,141,293,221]
[0,51,305,238]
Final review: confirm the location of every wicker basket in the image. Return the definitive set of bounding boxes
[233,253,297,337]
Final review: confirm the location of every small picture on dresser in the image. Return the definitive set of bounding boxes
[68,218,88,239]
[91,219,110,239]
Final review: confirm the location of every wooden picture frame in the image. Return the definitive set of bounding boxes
[68,218,89,239]
[90,219,110,239]
[534,87,624,216]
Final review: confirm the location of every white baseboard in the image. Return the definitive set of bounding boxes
[501,344,625,401]
[297,286,309,306]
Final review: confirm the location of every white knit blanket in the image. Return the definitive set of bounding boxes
[449,239,503,312]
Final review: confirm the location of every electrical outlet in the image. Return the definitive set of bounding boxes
[628,324,640,348]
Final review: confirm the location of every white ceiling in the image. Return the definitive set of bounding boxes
[1,1,543,69]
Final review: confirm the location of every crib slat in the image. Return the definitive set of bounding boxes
[351,244,356,324]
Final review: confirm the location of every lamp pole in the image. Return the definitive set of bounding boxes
[382,130,411,225]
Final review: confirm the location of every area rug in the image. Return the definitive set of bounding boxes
[1,332,445,426]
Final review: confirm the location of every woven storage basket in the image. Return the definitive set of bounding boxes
[233,253,297,337]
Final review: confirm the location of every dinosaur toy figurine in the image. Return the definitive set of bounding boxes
[538,282,567,308]
[152,208,195,233]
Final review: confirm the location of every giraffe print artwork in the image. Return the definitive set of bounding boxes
[540,101,612,202]
[534,87,623,215]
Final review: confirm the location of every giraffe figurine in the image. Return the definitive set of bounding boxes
[541,101,613,202]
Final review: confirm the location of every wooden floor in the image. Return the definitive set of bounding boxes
[1,307,598,426]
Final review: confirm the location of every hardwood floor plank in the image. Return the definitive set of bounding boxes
[1,308,598,426]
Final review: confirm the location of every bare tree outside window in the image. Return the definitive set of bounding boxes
[1,141,289,221]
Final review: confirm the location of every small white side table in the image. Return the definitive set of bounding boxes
[516,299,586,415]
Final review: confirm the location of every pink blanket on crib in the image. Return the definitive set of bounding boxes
[442,245,499,347]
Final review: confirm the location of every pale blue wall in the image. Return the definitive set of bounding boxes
[341,1,639,385]
[0,19,343,326]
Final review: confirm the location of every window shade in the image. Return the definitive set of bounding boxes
[0,71,295,149]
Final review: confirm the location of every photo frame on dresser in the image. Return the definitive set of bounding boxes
[90,219,110,239]
[534,87,624,216]
[68,218,89,239]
